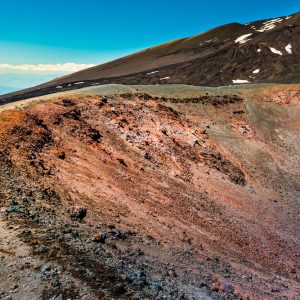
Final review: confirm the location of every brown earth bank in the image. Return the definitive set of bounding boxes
[0,85,299,299]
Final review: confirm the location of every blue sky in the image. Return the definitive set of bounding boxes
[0,0,299,92]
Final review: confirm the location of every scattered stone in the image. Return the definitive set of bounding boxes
[57,150,66,160]
[92,232,107,243]
[70,207,87,220]
[89,128,102,142]
[114,282,126,294]
[108,229,129,240]
[144,152,151,160]
[41,264,51,274]
[167,268,177,278]
[212,282,221,291]
[223,282,234,293]
[161,129,168,136]
[6,205,22,214]
[117,158,128,167]
[49,294,63,300]
[61,99,75,107]
[39,245,48,253]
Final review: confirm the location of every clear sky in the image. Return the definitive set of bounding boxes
[0,0,299,92]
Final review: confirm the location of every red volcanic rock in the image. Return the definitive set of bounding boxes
[223,282,234,293]
[0,89,299,299]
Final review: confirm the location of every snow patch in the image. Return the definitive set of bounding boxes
[74,82,84,85]
[160,77,170,80]
[147,71,159,75]
[256,18,283,32]
[285,16,291,20]
[205,39,216,43]
[253,69,260,74]
[56,86,63,89]
[257,48,262,53]
[285,44,292,54]
[232,79,250,84]
[235,34,252,44]
[269,47,282,56]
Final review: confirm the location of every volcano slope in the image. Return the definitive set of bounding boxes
[0,84,299,299]
[1,12,299,104]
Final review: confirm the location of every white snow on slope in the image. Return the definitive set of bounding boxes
[257,49,262,53]
[74,82,84,85]
[285,44,292,54]
[147,71,159,75]
[160,77,170,80]
[285,16,291,20]
[269,47,283,56]
[232,79,250,84]
[256,18,283,32]
[56,86,63,89]
[253,69,260,74]
[235,34,253,44]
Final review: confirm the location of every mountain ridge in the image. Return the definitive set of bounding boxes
[0,11,299,104]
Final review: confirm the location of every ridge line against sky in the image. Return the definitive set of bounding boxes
[0,0,299,92]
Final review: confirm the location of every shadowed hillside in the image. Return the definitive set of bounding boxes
[1,12,299,104]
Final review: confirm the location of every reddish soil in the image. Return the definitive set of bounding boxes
[0,87,299,299]
[243,84,300,104]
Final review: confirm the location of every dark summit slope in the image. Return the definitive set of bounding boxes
[1,12,299,104]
